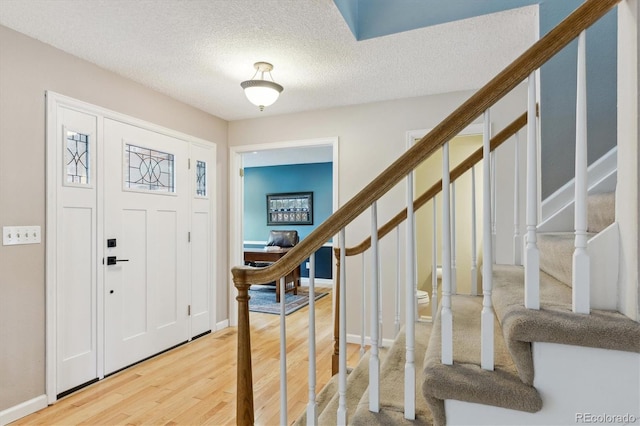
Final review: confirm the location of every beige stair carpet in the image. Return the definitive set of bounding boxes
[493,264,640,385]
[351,321,433,425]
[537,232,594,287]
[422,295,542,426]
[587,191,615,232]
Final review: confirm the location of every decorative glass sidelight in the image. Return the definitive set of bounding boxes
[65,131,90,184]
[196,160,206,196]
[125,144,175,192]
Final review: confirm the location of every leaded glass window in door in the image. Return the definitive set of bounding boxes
[65,131,90,185]
[124,144,175,193]
[196,160,206,196]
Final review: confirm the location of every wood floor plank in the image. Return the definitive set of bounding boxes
[13,288,363,425]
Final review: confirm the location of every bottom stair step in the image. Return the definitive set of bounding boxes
[422,295,542,426]
[351,321,434,425]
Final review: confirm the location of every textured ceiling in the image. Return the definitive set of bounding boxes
[0,0,537,121]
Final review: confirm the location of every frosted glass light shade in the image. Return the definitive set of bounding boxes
[241,80,283,110]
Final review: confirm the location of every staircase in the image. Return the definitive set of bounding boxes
[232,1,639,424]
[298,192,639,425]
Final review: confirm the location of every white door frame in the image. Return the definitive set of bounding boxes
[228,137,339,326]
[45,91,217,403]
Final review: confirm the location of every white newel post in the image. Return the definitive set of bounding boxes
[471,165,478,296]
[573,30,590,314]
[513,132,522,265]
[525,72,540,310]
[441,143,453,365]
[280,276,288,425]
[370,202,380,413]
[307,253,318,426]
[482,109,495,370]
[405,172,416,419]
[432,198,439,319]
[337,229,347,425]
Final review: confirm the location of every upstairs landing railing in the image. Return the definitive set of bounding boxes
[232,1,621,424]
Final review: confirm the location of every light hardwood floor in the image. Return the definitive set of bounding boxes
[13,289,361,426]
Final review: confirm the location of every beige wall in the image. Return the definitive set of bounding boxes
[229,86,527,341]
[0,25,229,411]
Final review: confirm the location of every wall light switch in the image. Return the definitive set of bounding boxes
[3,226,42,246]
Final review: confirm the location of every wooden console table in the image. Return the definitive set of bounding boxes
[244,248,300,302]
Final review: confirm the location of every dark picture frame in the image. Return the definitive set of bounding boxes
[267,192,313,225]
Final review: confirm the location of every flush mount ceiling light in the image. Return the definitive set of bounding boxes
[240,62,284,111]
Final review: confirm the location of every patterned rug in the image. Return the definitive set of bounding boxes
[248,285,329,315]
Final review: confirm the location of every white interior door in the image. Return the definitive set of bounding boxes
[54,106,99,394]
[103,118,190,374]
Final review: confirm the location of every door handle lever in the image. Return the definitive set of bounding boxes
[106,256,130,265]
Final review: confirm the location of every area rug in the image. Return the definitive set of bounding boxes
[248,285,329,315]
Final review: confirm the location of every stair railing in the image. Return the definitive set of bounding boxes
[232,1,620,424]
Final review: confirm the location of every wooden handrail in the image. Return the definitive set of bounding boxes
[233,0,621,423]
[336,111,529,258]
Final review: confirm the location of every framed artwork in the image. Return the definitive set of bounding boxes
[267,192,313,225]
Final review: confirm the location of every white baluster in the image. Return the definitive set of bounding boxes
[573,30,590,314]
[441,143,453,365]
[491,151,497,261]
[360,254,366,358]
[471,166,478,296]
[337,229,347,425]
[307,253,318,426]
[482,109,495,370]
[395,226,401,335]
[369,202,380,413]
[513,132,522,265]
[280,276,288,425]
[451,181,457,294]
[405,172,416,419]
[431,198,439,319]
[525,72,540,310]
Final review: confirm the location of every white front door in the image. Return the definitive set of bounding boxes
[103,118,190,374]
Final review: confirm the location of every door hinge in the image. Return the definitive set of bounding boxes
[188,305,191,316]
[188,231,191,242]
[239,168,244,177]
[188,158,191,169]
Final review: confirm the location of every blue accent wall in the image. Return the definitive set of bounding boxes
[244,162,333,279]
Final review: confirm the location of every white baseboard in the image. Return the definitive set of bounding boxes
[0,395,47,426]
[216,319,229,331]
[347,333,394,348]
[300,277,333,286]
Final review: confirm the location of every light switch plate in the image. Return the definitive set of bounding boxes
[3,226,42,245]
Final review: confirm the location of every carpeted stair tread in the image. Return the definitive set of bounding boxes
[351,322,433,425]
[537,232,595,287]
[588,192,615,233]
[422,295,542,426]
[305,351,373,426]
[493,264,640,386]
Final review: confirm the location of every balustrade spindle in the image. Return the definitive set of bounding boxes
[432,198,439,319]
[370,202,380,413]
[307,253,318,426]
[360,254,366,358]
[482,109,495,370]
[280,276,288,425]
[395,227,401,335]
[513,132,522,265]
[525,72,541,310]
[451,181,457,294]
[491,151,497,260]
[337,229,347,425]
[471,165,478,296]
[573,30,590,314]
[441,143,453,365]
[405,172,416,419]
